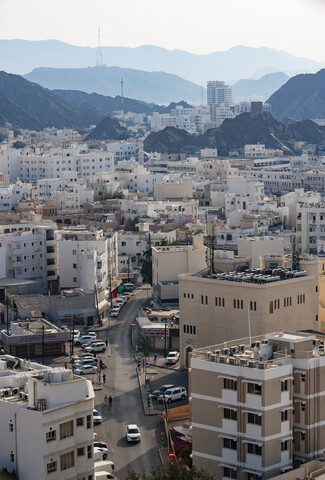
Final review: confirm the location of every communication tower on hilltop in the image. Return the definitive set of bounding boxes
[96,25,104,68]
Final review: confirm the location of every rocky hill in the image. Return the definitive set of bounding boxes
[267,69,325,121]
[0,70,98,129]
[144,111,325,156]
[24,66,201,104]
[86,116,131,141]
[232,72,289,101]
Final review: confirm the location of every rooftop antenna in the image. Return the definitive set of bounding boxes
[121,77,124,112]
[96,25,103,68]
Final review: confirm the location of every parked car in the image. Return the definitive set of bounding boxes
[85,342,107,354]
[94,461,115,473]
[76,352,96,360]
[122,283,134,292]
[73,359,97,367]
[74,364,98,375]
[82,339,105,349]
[94,441,108,450]
[115,299,124,309]
[123,292,130,299]
[72,330,80,339]
[159,386,187,403]
[121,295,128,303]
[151,384,176,398]
[94,447,109,461]
[110,307,120,318]
[74,335,94,346]
[88,331,97,339]
[166,351,180,364]
[95,472,116,480]
[93,409,102,425]
[126,424,141,442]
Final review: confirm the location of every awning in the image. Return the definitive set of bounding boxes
[218,464,237,471]
[281,376,293,381]
[281,436,293,442]
[242,379,262,385]
[243,469,262,476]
[242,440,262,446]
[218,434,237,440]
[98,299,109,313]
[281,407,293,412]
[294,369,306,374]
[242,409,262,416]
[219,374,237,380]
[218,405,237,411]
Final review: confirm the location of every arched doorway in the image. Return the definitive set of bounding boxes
[185,345,193,369]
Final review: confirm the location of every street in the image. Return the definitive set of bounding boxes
[93,289,163,479]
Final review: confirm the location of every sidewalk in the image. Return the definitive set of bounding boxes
[137,366,158,415]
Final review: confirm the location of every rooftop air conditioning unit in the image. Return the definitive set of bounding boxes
[3,388,11,397]
[229,358,236,365]
[248,361,256,368]
[219,356,226,363]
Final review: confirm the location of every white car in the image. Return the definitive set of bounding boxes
[93,409,102,425]
[94,447,108,461]
[95,472,116,480]
[94,441,108,450]
[73,359,97,367]
[166,351,180,364]
[111,307,120,318]
[74,364,98,375]
[126,424,141,442]
[159,386,187,403]
[115,299,124,309]
[85,342,107,354]
[88,331,97,340]
[74,335,94,346]
[94,461,115,474]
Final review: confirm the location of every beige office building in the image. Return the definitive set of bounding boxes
[179,256,319,368]
[190,331,325,480]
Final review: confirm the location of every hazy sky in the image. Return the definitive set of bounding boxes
[1,0,325,60]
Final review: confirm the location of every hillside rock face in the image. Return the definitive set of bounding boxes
[86,116,130,141]
[144,111,325,155]
[267,69,325,121]
[0,70,98,129]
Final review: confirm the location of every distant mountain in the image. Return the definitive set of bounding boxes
[86,116,130,141]
[232,72,290,101]
[53,89,192,116]
[0,70,99,129]
[143,111,325,156]
[24,66,201,104]
[267,69,325,121]
[1,39,323,84]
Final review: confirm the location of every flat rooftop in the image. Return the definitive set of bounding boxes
[197,267,308,285]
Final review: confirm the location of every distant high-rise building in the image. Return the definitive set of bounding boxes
[207,80,233,106]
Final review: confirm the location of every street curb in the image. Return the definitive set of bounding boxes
[136,368,157,416]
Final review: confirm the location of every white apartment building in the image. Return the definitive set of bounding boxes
[129,167,166,194]
[207,81,233,106]
[281,189,321,208]
[37,172,94,206]
[152,235,208,303]
[0,182,33,211]
[0,218,59,293]
[59,228,109,292]
[3,148,114,183]
[245,144,284,158]
[191,331,325,479]
[154,178,193,200]
[289,203,325,254]
[238,237,284,269]
[0,356,94,480]
[0,147,20,180]
[106,141,137,160]
[121,199,199,221]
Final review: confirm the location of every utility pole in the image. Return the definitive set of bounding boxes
[94,284,102,326]
[109,274,112,308]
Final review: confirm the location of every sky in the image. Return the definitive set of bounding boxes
[0,0,325,61]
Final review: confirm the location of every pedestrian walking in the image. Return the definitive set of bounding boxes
[99,359,103,369]
[104,394,108,405]
[98,372,101,385]
[154,354,157,365]
[109,396,112,407]
[137,362,141,373]
[105,339,108,347]
[103,373,106,384]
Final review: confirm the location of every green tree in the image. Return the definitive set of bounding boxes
[127,463,215,480]
[139,247,152,285]
[96,190,125,201]
[12,140,26,149]
[138,335,153,356]
[124,216,141,232]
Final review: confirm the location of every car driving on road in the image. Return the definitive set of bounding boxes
[166,351,180,364]
[93,409,102,425]
[151,384,176,398]
[126,424,141,442]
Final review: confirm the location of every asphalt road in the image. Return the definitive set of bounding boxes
[93,289,163,479]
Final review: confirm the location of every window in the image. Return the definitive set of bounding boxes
[201,295,204,304]
[281,410,288,422]
[72,250,76,255]
[47,461,57,473]
[247,383,262,395]
[184,293,186,298]
[224,408,237,421]
[269,301,273,314]
[223,378,237,390]
[281,440,289,451]
[77,447,85,457]
[281,380,289,391]
[60,420,74,439]
[46,430,56,442]
[60,451,74,470]
[87,445,92,459]
[73,263,77,269]
[223,438,237,450]
[10,452,14,463]
[73,277,77,283]
[301,373,306,383]
[223,467,237,479]
[205,296,208,305]
[76,417,84,427]
[247,413,261,425]
[9,421,13,432]
[301,402,306,412]
[301,432,305,441]
[86,414,92,429]
[247,443,262,456]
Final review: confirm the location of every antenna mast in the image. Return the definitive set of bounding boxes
[96,25,103,68]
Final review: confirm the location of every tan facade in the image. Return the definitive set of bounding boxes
[190,332,325,480]
[179,259,319,368]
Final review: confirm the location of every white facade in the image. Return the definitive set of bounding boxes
[154,178,193,200]
[238,236,285,269]
[129,167,166,194]
[106,142,137,160]
[245,144,283,158]
[59,228,109,292]
[37,172,94,206]
[0,358,94,480]
[207,81,233,106]
[0,218,59,292]
[121,199,199,221]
